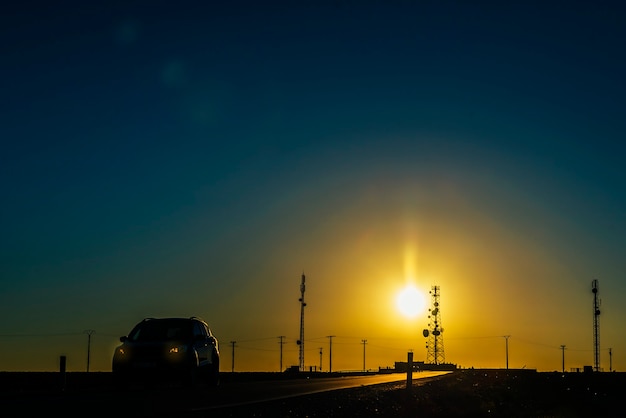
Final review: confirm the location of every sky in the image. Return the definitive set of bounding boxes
[1,0,624,373]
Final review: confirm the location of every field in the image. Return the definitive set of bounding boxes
[1,369,624,417]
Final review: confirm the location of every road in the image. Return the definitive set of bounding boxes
[191,371,449,411]
[3,371,450,417]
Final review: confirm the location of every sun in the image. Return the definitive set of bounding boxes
[396,284,425,318]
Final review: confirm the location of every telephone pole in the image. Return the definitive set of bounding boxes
[362,339,367,372]
[230,341,237,372]
[319,347,323,372]
[278,336,286,372]
[84,329,95,372]
[560,345,566,372]
[503,335,511,369]
[327,335,336,373]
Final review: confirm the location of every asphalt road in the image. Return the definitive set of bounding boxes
[3,371,450,417]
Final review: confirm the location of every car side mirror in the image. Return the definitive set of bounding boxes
[120,336,128,343]
[208,336,216,345]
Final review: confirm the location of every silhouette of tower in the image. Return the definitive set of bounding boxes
[297,273,306,371]
[423,285,445,365]
[592,279,601,372]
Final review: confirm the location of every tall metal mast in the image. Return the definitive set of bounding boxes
[592,279,601,372]
[423,285,445,365]
[297,273,306,371]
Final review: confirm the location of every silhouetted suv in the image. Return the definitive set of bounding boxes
[112,317,220,387]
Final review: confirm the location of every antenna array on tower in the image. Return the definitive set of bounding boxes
[423,285,445,365]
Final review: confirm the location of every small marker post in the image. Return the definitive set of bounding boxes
[406,351,413,389]
[59,355,67,391]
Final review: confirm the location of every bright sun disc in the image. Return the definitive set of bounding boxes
[396,285,425,318]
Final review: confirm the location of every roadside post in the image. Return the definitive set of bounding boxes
[406,351,413,389]
[59,355,67,391]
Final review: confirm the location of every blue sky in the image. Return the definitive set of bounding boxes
[1,1,624,372]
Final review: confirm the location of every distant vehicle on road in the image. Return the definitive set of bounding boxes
[112,317,220,387]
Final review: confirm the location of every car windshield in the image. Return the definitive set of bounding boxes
[129,319,193,342]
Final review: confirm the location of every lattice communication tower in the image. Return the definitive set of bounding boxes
[592,279,601,372]
[423,285,445,364]
[296,273,306,371]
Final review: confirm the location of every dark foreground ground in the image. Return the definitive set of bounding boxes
[217,369,623,417]
[1,369,624,417]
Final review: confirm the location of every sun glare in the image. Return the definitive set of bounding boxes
[396,285,425,318]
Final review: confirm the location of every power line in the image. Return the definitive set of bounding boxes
[0,332,84,337]
[235,346,279,352]
[236,336,281,343]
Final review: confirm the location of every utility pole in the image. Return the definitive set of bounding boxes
[230,341,237,372]
[84,329,95,372]
[362,339,367,372]
[327,335,336,373]
[560,345,566,373]
[609,348,613,372]
[278,336,286,372]
[503,335,511,369]
[319,347,323,372]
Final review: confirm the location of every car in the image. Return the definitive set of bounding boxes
[112,317,220,387]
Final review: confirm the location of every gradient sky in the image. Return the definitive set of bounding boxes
[1,1,624,373]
